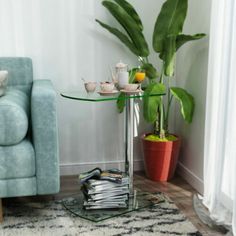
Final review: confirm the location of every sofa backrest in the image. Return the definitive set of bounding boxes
[0,57,33,95]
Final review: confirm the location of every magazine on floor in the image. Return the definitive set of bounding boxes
[79,168,125,184]
[83,180,129,195]
[78,167,130,210]
[86,177,129,187]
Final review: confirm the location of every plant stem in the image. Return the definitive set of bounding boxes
[154,118,159,135]
[159,97,165,139]
[159,66,164,84]
[159,66,165,139]
[165,94,173,132]
[165,77,171,132]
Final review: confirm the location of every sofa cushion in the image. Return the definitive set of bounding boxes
[0,88,29,145]
[0,139,35,179]
[0,57,33,96]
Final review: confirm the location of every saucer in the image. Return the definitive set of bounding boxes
[120,89,143,95]
[98,90,119,96]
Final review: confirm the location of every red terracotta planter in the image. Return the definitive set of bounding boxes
[141,134,181,182]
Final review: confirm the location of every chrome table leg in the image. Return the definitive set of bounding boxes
[125,98,134,195]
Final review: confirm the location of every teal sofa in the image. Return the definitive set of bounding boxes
[0,57,60,221]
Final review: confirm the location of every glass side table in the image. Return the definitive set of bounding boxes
[60,90,165,222]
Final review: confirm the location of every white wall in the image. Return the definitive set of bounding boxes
[0,0,211,185]
[58,0,164,175]
[0,0,164,175]
[175,0,212,194]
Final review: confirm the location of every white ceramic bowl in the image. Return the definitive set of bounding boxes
[84,82,97,93]
[124,84,139,91]
[100,82,114,92]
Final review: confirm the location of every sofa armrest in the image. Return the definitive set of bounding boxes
[31,79,60,194]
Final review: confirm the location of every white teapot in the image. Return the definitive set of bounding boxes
[114,61,129,89]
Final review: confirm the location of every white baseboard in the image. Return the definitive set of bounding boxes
[177,162,204,194]
[60,159,144,176]
[60,160,204,194]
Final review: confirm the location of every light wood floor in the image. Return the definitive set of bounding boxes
[4,173,224,235]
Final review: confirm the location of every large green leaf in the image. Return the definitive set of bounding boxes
[143,83,166,123]
[159,34,206,75]
[170,87,194,123]
[153,0,188,53]
[163,35,176,76]
[176,33,206,51]
[96,20,140,56]
[102,1,149,57]
[141,63,159,80]
[114,0,143,31]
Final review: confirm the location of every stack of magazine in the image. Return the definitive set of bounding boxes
[79,168,130,210]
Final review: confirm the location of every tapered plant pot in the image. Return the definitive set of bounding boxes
[141,134,181,181]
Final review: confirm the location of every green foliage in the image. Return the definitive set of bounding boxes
[128,67,139,83]
[170,87,194,123]
[117,68,140,114]
[159,34,206,75]
[153,0,188,53]
[96,0,205,138]
[141,63,159,80]
[116,93,126,113]
[99,0,149,57]
[114,0,143,31]
[152,0,187,76]
[162,35,177,76]
[143,83,166,123]
[96,20,140,56]
[176,34,206,51]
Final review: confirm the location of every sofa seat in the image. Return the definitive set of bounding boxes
[0,139,35,179]
[0,178,37,198]
[0,88,29,146]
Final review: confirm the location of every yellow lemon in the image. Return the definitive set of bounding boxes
[135,72,146,82]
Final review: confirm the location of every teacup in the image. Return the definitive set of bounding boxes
[84,82,97,93]
[100,82,114,92]
[124,83,139,91]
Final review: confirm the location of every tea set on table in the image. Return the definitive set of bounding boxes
[83,61,144,96]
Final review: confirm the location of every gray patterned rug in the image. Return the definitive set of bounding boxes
[0,193,201,236]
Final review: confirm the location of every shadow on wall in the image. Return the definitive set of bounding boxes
[175,38,210,180]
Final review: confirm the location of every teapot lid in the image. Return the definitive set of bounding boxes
[115,61,127,69]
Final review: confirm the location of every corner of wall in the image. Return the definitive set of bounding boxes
[177,162,204,194]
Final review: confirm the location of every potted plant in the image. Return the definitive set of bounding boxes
[96,0,205,181]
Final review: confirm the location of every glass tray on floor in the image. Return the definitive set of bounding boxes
[62,191,165,222]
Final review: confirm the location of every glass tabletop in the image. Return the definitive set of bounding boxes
[62,191,166,222]
[60,90,165,102]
